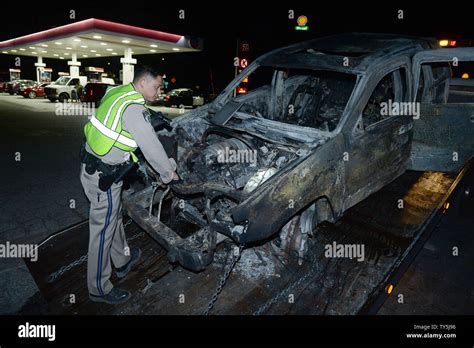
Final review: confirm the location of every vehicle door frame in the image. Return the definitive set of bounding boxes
[341,55,413,208]
[412,47,474,101]
[409,47,474,172]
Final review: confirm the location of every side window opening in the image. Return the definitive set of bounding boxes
[417,61,474,104]
[431,63,451,103]
[416,63,451,103]
[447,61,474,103]
[362,68,408,128]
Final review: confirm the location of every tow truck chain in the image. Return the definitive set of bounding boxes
[47,219,138,283]
[252,254,320,315]
[203,237,246,315]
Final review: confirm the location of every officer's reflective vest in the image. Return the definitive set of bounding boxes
[84,83,145,162]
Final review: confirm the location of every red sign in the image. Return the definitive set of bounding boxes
[170,77,177,83]
[239,58,248,69]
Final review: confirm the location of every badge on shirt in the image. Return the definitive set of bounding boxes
[142,108,152,124]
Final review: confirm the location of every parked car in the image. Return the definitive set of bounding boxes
[17,80,38,95]
[6,79,35,95]
[21,83,48,99]
[4,81,15,94]
[152,88,204,108]
[123,33,474,272]
[81,82,118,107]
[44,76,88,102]
[0,81,8,93]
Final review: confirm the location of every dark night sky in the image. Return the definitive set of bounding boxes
[1,2,473,94]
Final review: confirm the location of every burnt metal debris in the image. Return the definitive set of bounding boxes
[123,33,474,272]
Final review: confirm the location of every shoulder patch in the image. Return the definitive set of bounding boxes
[142,108,152,123]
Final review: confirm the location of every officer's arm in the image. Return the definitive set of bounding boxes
[122,104,177,183]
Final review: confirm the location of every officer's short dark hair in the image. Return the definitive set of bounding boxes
[133,65,163,83]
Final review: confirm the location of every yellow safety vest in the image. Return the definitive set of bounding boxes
[84,83,145,162]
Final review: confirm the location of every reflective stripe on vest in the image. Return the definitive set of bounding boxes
[111,97,145,130]
[103,91,142,126]
[89,115,138,148]
[84,83,145,160]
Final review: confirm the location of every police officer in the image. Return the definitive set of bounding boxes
[80,66,178,304]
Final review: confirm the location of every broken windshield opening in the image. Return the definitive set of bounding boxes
[228,66,357,132]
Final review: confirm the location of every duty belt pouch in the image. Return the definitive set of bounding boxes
[80,144,113,176]
[85,156,101,175]
[86,160,98,175]
[80,145,97,175]
[98,161,130,192]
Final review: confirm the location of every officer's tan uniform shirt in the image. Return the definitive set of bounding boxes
[85,103,176,183]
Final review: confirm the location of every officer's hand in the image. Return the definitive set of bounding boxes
[161,171,180,185]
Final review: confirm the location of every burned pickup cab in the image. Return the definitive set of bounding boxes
[124,33,474,271]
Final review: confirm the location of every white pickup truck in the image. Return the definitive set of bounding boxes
[44,76,88,102]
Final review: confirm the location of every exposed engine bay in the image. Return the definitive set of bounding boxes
[174,123,301,202]
[180,122,306,218]
[123,104,323,272]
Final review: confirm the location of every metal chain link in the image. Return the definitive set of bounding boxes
[252,255,319,315]
[47,219,138,283]
[123,219,133,229]
[47,254,88,283]
[203,242,245,315]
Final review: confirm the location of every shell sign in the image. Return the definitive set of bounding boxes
[295,15,309,31]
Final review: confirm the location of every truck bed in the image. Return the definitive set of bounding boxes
[24,164,470,315]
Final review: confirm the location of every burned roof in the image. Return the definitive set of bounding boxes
[259,33,438,73]
[308,33,435,54]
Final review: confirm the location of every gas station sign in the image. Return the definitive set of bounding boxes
[39,68,53,83]
[9,68,20,81]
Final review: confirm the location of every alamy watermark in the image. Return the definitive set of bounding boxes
[55,102,95,116]
[324,241,365,262]
[18,322,55,341]
[380,99,420,119]
[217,146,258,164]
[0,242,38,262]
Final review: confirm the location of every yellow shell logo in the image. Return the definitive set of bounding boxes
[297,15,308,26]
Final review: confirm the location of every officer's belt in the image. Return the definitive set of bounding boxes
[81,145,129,176]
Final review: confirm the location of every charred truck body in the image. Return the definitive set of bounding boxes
[123,33,474,272]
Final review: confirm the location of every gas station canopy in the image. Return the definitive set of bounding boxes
[0,18,202,59]
[0,18,202,83]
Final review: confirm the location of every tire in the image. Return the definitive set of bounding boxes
[48,97,57,102]
[28,91,37,99]
[58,93,69,103]
[9,91,14,95]
[270,202,318,264]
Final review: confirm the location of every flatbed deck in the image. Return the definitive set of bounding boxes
[24,164,471,315]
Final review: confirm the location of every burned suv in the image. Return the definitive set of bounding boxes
[124,33,474,272]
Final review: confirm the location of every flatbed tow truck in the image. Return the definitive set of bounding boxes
[24,157,473,315]
[24,35,474,315]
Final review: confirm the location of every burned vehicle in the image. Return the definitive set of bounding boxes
[123,33,474,272]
